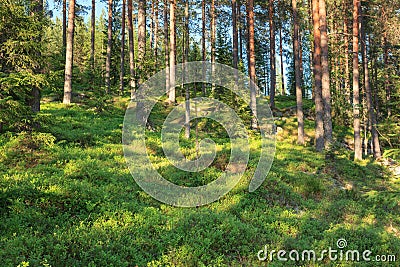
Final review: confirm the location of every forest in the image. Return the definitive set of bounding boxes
[0,0,399,265]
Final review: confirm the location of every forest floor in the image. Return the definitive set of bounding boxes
[0,95,399,266]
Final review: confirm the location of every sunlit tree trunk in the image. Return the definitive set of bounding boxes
[352,0,362,160]
[201,0,206,96]
[211,0,216,95]
[62,0,66,49]
[154,0,159,61]
[164,0,169,95]
[312,0,324,152]
[138,0,146,83]
[269,0,276,109]
[232,0,238,70]
[279,27,285,96]
[319,0,333,150]
[90,0,95,72]
[184,0,190,138]
[168,0,176,103]
[293,0,304,145]
[127,0,136,99]
[120,0,126,95]
[63,0,75,104]
[361,12,381,159]
[105,0,113,94]
[247,0,257,129]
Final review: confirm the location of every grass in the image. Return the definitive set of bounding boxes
[0,96,399,266]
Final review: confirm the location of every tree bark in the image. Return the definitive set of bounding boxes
[62,0,67,49]
[352,0,362,160]
[164,0,169,96]
[211,0,216,95]
[361,12,381,158]
[63,0,75,104]
[168,0,176,103]
[343,1,350,104]
[293,0,304,145]
[184,0,190,138]
[201,0,206,96]
[269,0,276,109]
[319,0,333,150]
[383,34,391,117]
[232,0,238,70]
[154,0,159,61]
[91,0,95,71]
[312,0,324,151]
[279,27,285,96]
[138,0,146,83]
[247,0,257,129]
[105,0,113,94]
[127,0,136,99]
[120,0,126,95]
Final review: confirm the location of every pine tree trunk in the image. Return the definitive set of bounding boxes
[201,0,206,96]
[62,0,66,49]
[127,0,136,99]
[383,34,391,117]
[184,0,190,138]
[211,0,216,95]
[164,0,169,96]
[279,27,285,96]
[168,0,176,103]
[293,0,304,145]
[120,0,126,95]
[361,13,381,159]
[232,0,238,70]
[63,0,75,104]
[269,0,276,109]
[91,0,95,71]
[319,0,333,150]
[247,0,257,129]
[105,0,113,94]
[312,0,324,151]
[154,0,159,61]
[138,0,146,83]
[343,1,350,104]
[352,0,362,160]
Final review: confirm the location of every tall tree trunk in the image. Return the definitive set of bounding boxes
[319,0,333,149]
[150,0,154,52]
[383,34,391,117]
[201,0,206,96]
[343,1,350,104]
[279,27,285,95]
[269,0,276,109]
[91,0,95,71]
[232,0,238,70]
[293,0,304,145]
[239,1,243,62]
[312,0,324,151]
[154,0,159,61]
[120,0,126,95]
[105,0,113,94]
[62,0,67,49]
[184,0,190,138]
[247,0,257,129]
[164,0,169,96]
[361,13,381,158]
[138,0,146,83]
[352,0,362,160]
[299,30,304,96]
[30,0,43,113]
[63,0,75,104]
[127,0,136,99]
[211,0,216,95]
[168,0,176,103]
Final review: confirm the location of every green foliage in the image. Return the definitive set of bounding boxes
[0,98,399,266]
